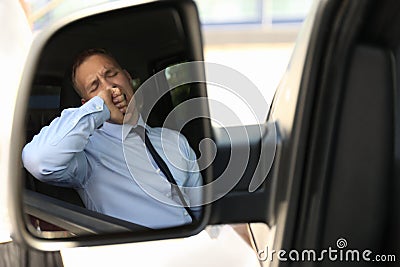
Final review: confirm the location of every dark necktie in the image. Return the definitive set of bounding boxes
[132,125,197,223]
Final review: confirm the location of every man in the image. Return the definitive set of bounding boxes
[22,48,202,229]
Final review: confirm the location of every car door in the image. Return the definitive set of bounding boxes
[201,0,399,265]
[256,0,399,266]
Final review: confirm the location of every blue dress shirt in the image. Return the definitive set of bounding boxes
[22,96,202,229]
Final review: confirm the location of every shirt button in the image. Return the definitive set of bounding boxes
[156,168,161,174]
[96,105,102,110]
[184,211,188,216]
[165,192,171,197]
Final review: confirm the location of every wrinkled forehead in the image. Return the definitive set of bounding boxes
[78,54,121,76]
[82,54,121,71]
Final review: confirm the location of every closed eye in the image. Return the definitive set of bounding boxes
[88,80,99,93]
[105,70,118,77]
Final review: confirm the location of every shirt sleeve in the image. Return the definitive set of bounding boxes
[22,96,110,188]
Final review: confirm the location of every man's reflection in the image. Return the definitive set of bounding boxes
[22,48,202,229]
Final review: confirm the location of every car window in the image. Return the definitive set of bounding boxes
[204,45,294,127]
[22,0,140,30]
[197,0,312,127]
[22,0,308,127]
[23,0,313,29]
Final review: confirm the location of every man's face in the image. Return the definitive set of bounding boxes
[75,54,133,102]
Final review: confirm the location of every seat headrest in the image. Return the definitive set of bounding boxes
[60,72,81,110]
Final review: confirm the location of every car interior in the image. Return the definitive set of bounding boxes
[322,0,400,255]
[22,0,279,239]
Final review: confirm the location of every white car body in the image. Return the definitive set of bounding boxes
[0,0,32,244]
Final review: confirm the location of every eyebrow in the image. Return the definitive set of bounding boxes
[103,68,117,75]
[84,66,119,92]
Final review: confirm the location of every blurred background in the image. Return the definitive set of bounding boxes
[18,0,313,266]
[21,0,312,125]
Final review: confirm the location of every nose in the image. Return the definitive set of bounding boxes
[102,78,116,89]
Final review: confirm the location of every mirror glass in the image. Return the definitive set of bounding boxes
[21,1,212,239]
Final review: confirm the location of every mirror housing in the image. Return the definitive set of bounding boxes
[10,0,213,250]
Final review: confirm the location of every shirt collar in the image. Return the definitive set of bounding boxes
[101,115,147,141]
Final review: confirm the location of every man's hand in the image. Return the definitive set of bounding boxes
[112,88,128,114]
[97,87,127,124]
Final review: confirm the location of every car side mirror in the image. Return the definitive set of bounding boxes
[9,0,278,251]
[10,0,214,250]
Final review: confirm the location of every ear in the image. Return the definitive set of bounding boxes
[81,99,86,105]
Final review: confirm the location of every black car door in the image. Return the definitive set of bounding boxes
[250,0,399,266]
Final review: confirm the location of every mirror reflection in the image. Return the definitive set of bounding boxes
[21,2,209,238]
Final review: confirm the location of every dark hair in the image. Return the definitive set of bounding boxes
[71,48,119,96]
